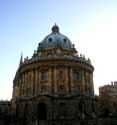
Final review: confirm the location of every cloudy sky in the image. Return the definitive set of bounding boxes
[0,0,117,100]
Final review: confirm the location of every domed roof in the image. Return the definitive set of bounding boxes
[37,24,74,51]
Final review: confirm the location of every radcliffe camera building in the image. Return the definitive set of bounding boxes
[12,24,96,124]
[0,24,116,125]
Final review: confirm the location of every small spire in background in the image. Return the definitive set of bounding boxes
[19,53,23,67]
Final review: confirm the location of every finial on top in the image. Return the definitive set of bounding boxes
[52,23,59,33]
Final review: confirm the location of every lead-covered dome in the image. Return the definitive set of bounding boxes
[37,24,74,51]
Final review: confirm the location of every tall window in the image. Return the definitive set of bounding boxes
[59,70,64,80]
[26,88,31,96]
[41,72,46,80]
[73,71,81,81]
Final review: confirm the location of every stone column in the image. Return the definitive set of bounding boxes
[32,69,35,95]
[84,70,87,94]
[54,66,57,93]
[24,72,27,96]
[27,71,29,90]
[23,72,25,96]
[29,71,32,88]
[48,67,52,93]
[19,76,22,96]
[35,68,39,95]
[70,67,74,93]
[25,72,27,96]
[28,71,32,96]
[68,67,71,93]
[30,70,33,95]
[82,70,85,94]
[21,73,24,96]
[22,73,25,96]
[65,67,69,93]
[51,66,54,93]
[90,73,94,95]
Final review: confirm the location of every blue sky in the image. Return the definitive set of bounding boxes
[0,0,117,100]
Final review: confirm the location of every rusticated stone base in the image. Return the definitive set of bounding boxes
[1,119,116,125]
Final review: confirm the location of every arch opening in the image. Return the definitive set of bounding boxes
[37,103,47,120]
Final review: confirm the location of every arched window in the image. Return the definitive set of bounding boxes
[78,102,83,112]
[41,72,46,80]
[37,103,47,120]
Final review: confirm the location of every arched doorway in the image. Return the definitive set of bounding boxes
[37,103,47,120]
[23,103,29,120]
[16,103,19,118]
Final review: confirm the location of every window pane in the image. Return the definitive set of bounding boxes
[41,72,46,80]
